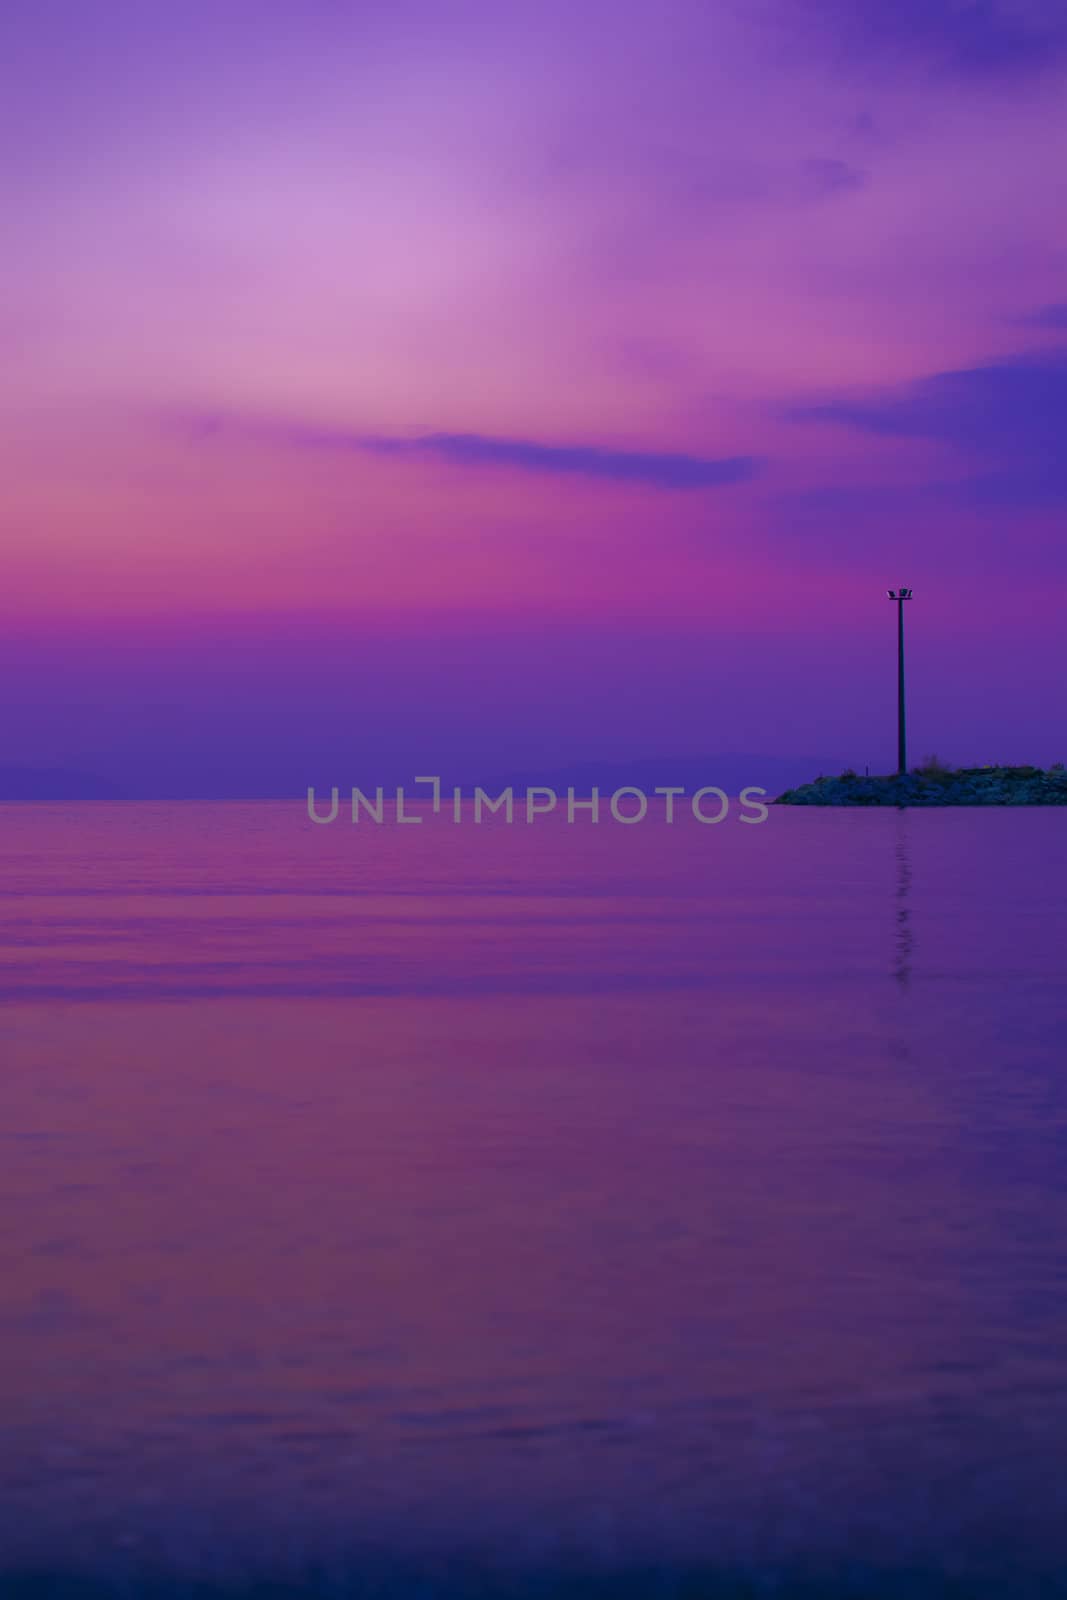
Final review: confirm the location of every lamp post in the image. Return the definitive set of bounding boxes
[887,588,913,775]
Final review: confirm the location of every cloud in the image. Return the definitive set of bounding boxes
[787,350,1067,506]
[178,413,762,491]
[624,149,867,215]
[799,157,866,196]
[779,0,1067,81]
[789,351,1067,450]
[1018,303,1067,329]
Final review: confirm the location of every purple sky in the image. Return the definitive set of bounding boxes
[4,0,1067,790]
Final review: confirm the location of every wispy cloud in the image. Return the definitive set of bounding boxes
[177,413,763,492]
[789,351,1067,449]
[799,157,866,196]
[779,0,1067,81]
[1018,303,1067,329]
[787,350,1067,506]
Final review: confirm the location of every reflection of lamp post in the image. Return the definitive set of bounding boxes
[887,589,913,775]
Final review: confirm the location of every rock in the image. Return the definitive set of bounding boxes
[774,764,1067,807]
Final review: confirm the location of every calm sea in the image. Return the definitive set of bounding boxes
[2,802,1066,1597]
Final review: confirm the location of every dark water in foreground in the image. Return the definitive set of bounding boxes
[2,802,1067,1597]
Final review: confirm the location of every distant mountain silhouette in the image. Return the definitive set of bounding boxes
[476,753,840,797]
[0,753,844,801]
[0,766,126,801]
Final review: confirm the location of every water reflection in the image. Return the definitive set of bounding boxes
[893,812,914,990]
[1,804,1067,1590]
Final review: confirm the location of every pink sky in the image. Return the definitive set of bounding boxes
[4,0,1067,786]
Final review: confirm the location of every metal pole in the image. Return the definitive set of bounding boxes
[897,595,906,776]
[888,588,913,775]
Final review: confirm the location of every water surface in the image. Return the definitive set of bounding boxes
[2,803,1066,1594]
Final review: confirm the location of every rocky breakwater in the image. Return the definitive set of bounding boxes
[775,763,1067,806]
